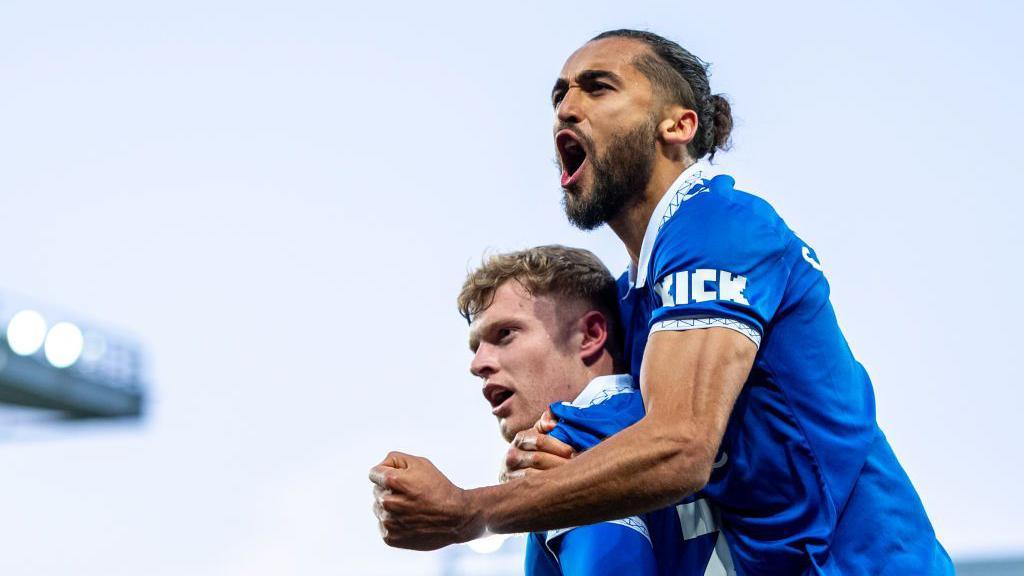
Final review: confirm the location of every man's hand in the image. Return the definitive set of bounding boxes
[370,451,485,550]
[501,408,576,482]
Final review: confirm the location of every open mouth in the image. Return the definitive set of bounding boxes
[556,129,589,188]
[483,383,515,415]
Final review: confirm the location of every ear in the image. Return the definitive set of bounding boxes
[657,105,699,155]
[577,310,609,365]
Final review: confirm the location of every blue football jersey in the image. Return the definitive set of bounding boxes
[618,163,954,575]
[525,375,725,576]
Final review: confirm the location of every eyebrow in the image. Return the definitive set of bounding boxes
[551,69,624,101]
[467,315,517,352]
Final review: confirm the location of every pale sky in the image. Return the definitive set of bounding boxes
[1,1,1021,574]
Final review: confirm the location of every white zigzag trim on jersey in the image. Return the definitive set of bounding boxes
[659,172,710,232]
[566,385,635,409]
[651,317,762,348]
[607,515,652,545]
[543,515,652,555]
[634,161,718,289]
[564,374,636,409]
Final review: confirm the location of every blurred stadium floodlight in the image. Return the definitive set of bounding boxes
[0,292,145,421]
[439,534,525,576]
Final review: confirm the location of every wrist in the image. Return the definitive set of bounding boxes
[459,484,505,540]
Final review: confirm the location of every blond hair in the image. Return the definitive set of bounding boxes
[457,245,622,363]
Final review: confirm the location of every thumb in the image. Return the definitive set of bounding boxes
[534,408,558,433]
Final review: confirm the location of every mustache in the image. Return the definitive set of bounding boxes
[555,124,595,152]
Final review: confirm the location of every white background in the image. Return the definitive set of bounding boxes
[1,1,1021,574]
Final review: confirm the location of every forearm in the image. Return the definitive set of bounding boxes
[469,416,712,534]
[370,329,752,550]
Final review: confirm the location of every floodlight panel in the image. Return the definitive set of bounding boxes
[6,310,47,356]
[44,322,85,368]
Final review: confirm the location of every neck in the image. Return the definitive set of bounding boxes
[563,351,618,403]
[608,157,695,265]
[581,352,617,385]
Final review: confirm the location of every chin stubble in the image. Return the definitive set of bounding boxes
[561,119,657,230]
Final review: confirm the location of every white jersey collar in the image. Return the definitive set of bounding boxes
[564,374,635,409]
[629,161,718,289]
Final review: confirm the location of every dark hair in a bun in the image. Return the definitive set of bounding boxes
[592,29,733,161]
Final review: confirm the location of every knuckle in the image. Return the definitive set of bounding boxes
[519,433,537,450]
[504,449,516,468]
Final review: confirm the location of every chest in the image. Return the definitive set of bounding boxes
[620,287,657,383]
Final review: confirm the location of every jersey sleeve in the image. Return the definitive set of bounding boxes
[546,521,657,576]
[647,191,791,345]
[525,533,562,576]
[547,391,645,452]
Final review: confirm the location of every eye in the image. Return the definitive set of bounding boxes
[497,327,515,343]
[552,91,565,107]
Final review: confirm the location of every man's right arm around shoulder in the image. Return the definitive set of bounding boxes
[370,326,756,550]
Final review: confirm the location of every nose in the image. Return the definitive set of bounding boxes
[470,343,498,380]
[556,85,583,125]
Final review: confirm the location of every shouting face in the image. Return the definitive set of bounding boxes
[552,38,660,230]
[468,282,588,442]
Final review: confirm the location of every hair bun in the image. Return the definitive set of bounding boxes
[709,94,733,155]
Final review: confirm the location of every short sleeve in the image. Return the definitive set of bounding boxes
[647,191,791,345]
[547,521,657,576]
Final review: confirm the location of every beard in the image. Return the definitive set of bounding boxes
[562,117,657,230]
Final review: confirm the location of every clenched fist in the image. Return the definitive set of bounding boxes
[370,451,485,551]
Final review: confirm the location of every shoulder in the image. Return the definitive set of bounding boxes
[660,174,790,248]
[651,174,793,274]
[549,377,644,451]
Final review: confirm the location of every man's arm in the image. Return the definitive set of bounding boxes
[370,326,756,549]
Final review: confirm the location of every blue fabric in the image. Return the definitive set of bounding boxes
[525,534,563,576]
[525,523,658,576]
[619,173,954,575]
[528,386,718,575]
